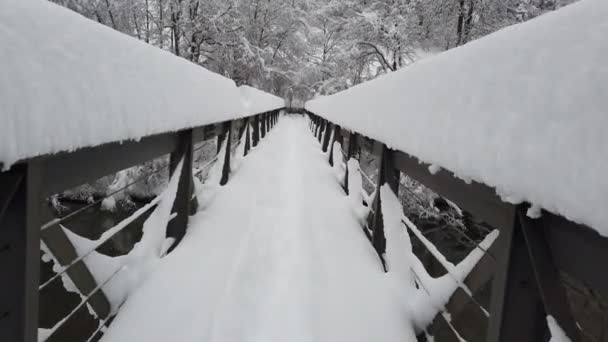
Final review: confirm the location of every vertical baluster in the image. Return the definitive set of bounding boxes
[220,122,232,186]
[167,129,195,251]
[268,113,272,130]
[244,118,251,156]
[518,210,579,341]
[0,162,44,342]
[238,118,246,141]
[322,122,333,153]
[343,131,358,194]
[486,210,544,342]
[216,123,226,154]
[487,206,579,342]
[317,120,325,143]
[369,141,399,271]
[329,125,343,167]
[252,115,260,147]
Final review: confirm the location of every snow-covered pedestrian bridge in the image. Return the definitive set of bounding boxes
[2,1,608,342]
[100,115,424,342]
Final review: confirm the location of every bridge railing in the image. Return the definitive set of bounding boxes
[0,109,282,342]
[306,111,608,342]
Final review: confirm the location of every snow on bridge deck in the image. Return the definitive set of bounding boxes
[100,115,418,342]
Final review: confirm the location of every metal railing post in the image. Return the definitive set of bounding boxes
[244,118,251,156]
[220,121,232,186]
[317,120,325,143]
[343,131,358,194]
[486,210,544,342]
[0,161,44,342]
[252,115,260,147]
[167,129,195,251]
[322,122,333,153]
[328,125,342,166]
[487,206,580,342]
[369,142,399,271]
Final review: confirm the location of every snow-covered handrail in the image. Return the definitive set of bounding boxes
[4,108,281,342]
[308,52,608,340]
[0,0,284,170]
[306,0,608,237]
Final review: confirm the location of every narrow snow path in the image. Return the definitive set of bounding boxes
[101,115,416,342]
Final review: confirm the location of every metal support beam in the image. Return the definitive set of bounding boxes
[392,151,515,230]
[0,172,23,222]
[237,119,246,142]
[220,122,232,186]
[217,124,226,155]
[267,113,272,131]
[322,122,333,153]
[542,212,608,296]
[192,124,217,144]
[343,131,358,195]
[0,162,44,342]
[167,129,195,251]
[518,209,579,341]
[318,120,325,143]
[41,222,112,322]
[369,143,399,270]
[252,115,260,147]
[328,125,343,167]
[244,118,251,157]
[486,210,545,342]
[42,132,179,196]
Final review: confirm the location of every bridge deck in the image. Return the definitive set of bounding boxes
[100,115,416,342]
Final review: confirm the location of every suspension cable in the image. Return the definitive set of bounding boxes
[39,196,161,291]
[402,218,491,317]
[409,267,469,341]
[83,296,128,342]
[41,266,126,342]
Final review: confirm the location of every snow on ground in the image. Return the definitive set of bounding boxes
[100,115,418,342]
[306,0,608,236]
[0,0,283,169]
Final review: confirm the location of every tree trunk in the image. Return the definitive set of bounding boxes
[463,0,475,44]
[145,0,150,43]
[104,0,117,30]
[455,0,465,46]
[133,10,142,40]
[158,0,164,48]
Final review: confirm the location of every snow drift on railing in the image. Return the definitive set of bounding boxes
[0,0,282,169]
[239,86,285,116]
[306,0,608,236]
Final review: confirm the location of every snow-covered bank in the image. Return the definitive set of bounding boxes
[306,0,608,236]
[0,0,283,169]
